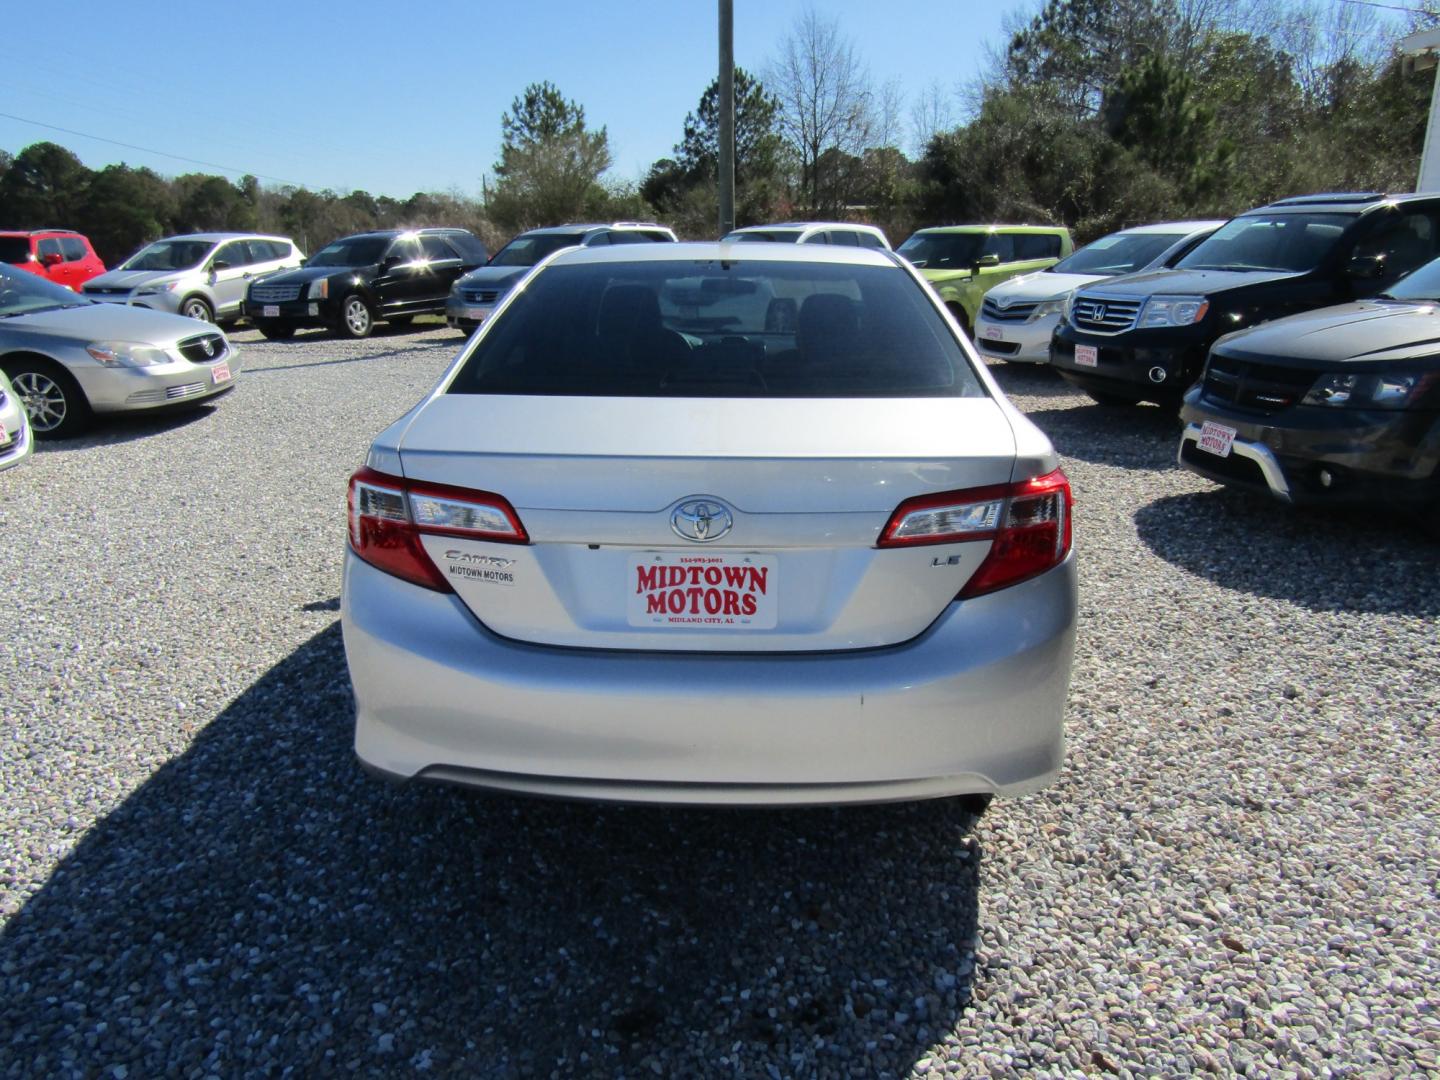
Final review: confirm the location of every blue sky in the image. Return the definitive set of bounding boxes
[2,0,1034,198]
[3,1,1415,200]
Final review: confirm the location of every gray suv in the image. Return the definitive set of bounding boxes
[82,233,303,325]
[446,222,677,334]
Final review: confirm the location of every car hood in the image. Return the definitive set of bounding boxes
[255,264,360,285]
[456,265,530,288]
[2,301,216,343]
[985,271,1105,304]
[1077,267,1302,298]
[1214,300,1440,366]
[84,268,188,290]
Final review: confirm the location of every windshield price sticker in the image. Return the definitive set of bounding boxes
[1074,344,1099,367]
[627,553,777,629]
[1198,421,1237,458]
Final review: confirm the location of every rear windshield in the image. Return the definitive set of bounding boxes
[1177,213,1353,273]
[1051,232,1184,276]
[448,260,985,399]
[726,232,800,243]
[489,233,587,267]
[0,237,31,263]
[309,236,390,267]
[121,239,214,271]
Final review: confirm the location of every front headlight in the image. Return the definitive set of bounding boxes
[86,341,172,368]
[1302,371,1431,409]
[1138,294,1209,328]
[1027,299,1065,323]
[307,278,329,300]
[135,281,180,296]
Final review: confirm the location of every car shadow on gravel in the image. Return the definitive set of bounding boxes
[34,404,221,450]
[0,623,985,1077]
[1136,489,1440,615]
[1022,404,1182,471]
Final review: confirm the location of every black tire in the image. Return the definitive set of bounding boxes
[181,295,214,323]
[4,356,93,439]
[947,303,971,337]
[255,319,297,341]
[956,793,993,819]
[335,294,374,339]
[1423,501,1440,542]
[386,314,414,328]
[1083,388,1144,407]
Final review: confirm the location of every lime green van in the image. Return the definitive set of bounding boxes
[898,225,1074,335]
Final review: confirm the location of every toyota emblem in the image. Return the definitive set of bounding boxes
[671,498,734,543]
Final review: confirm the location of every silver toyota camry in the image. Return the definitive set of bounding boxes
[342,242,1077,806]
[0,263,238,438]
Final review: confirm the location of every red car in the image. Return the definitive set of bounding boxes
[0,230,106,290]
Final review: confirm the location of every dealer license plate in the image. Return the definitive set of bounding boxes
[0,425,10,447]
[262,305,280,318]
[627,552,777,629]
[211,363,232,385]
[1074,344,1098,368]
[1197,420,1237,458]
[981,325,1003,341]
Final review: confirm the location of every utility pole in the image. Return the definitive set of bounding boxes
[1402,27,1440,192]
[718,0,736,236]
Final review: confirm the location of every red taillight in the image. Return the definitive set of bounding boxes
[347,466,528,592]
[878,469,1072,598]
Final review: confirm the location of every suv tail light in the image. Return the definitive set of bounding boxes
[347,466,528,592]
[878,469,1072,597]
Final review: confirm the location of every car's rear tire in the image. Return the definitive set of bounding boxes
[255,319,297,341]
[181,295,214,323]
[336,294,374,339]
[4,357,93,439]
[1083,388,1144,407]
[956,793,993,818]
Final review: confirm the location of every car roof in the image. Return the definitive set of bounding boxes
[910,224,1068,235]
[520,222,674,237]
[1246,193,1438,216]
[154,232,294,243]
[1116,220,1227,235]
[0,228,87,238]
[550,240,897,268]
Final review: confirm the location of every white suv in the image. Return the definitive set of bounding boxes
[723,222,892,250]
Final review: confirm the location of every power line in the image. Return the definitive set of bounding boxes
[0,110,309,187]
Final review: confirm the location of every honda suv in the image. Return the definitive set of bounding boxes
[1051,192,1440,407]
[249,228,488,339]
[0,230,106,290]
[447,223,676,334]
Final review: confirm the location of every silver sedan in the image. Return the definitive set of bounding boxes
[341,243,1077,807]
[0,263,239,438]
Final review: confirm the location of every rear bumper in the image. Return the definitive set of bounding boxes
[341,550,1077,805]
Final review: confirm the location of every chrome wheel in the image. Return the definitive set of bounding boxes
[183,297,214,322]
[13,370,67,433]
[342,296,373,337]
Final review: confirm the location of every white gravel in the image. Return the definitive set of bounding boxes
[0,327,1436,1078]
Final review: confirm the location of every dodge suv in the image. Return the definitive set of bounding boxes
[247,228,488,339]
[898,225,1074,336]
[1051,192,1440,407]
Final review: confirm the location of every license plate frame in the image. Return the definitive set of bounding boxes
[262,305,280,318]
[211,362,232,385]
[1074,344,1099,368]
[627,552,777,630]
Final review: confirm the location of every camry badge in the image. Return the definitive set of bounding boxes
[671,498,734,543]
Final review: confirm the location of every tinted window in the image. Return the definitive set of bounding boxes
[213,241,252,268]
[59,236,89,261]
[1015,234,1061,260]
[984,235,1016,262]
[607,231,668,245]
[827,231,859,247]
[446,232,489,261]
[489,233,586,266]
[1178,213,1353,273]
[1051,232,1183,276]
[122,239,215,271]
[448,260,985,399]
[1383,255,1440,300]
[309,236,389,267]
[857,231,888,250]
[897,233,984,269]
[728,231,801,243]
[1354,212,1438,282]
[387,237,422,263]
[36,238,63,260]
[584,233,611,247]
[0,262,91,315]
[420,235,456,260]
[0,237,30,263]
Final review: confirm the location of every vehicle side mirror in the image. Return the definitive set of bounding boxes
[1346,253,1386,280]
[380,254,403,269]
[212,259,232,272]
[975,254,1001,269]
[299,257,308,267]
[41,251,63,267]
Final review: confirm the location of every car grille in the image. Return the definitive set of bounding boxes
[977,338,1021,356]
[1200,354,1315,416]
[84,286,130,297]
[1071,294,1142,333]
[177,333,228,364]
[1180,439,1268,488]
[462,288,501,304]
[250,283,302,303]
[0,423,25,458]
[125,382,210,405]
[980,297,1038,322]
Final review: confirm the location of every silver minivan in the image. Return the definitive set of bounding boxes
[81,233,303,324]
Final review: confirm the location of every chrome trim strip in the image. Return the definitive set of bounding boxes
[1180,422,1292,502]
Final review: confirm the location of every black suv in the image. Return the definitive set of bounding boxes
[244,228,488,339]
[1050,193,1440,406]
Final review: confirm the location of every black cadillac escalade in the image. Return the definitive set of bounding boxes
[1050,192,1440,406]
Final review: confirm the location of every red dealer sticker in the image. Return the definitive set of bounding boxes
[626,552,778,630]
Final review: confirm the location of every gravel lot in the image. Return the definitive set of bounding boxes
[0,324,1437,1078]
